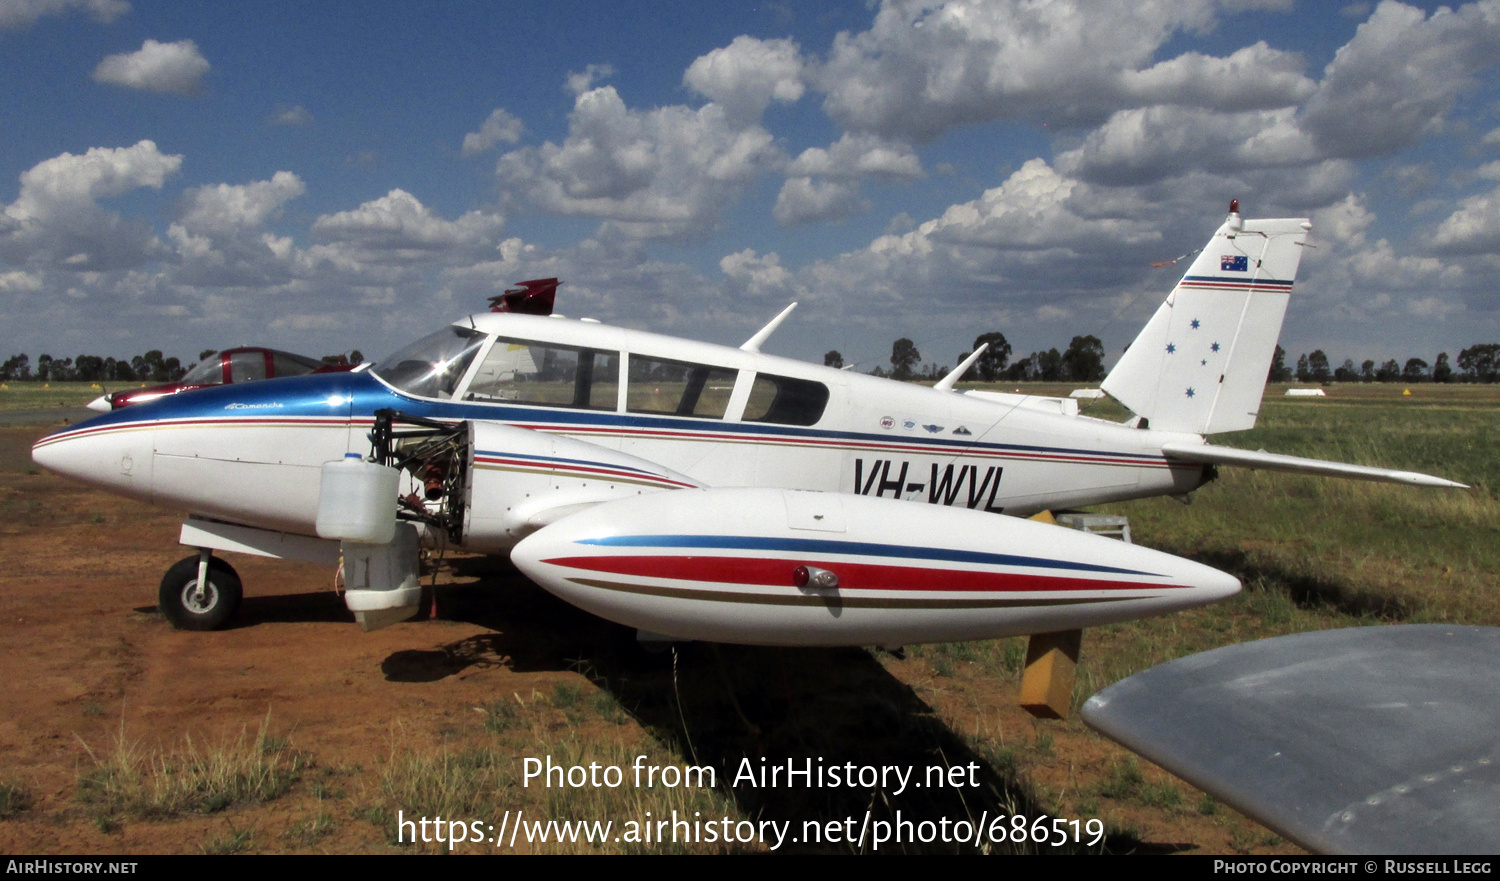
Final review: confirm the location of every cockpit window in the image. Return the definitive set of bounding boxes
[465,338,619,410]
[373,326,487,399]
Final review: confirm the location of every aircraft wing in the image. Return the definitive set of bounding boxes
[1160,442,1468,489]
[1081,625,1500,855]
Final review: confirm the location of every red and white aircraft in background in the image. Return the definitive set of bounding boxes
[87,347,349,412]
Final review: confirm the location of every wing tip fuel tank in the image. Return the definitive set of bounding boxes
[512,488,1239,646]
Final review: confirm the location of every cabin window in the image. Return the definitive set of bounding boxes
[372,325,487,399]
[627,356,737,418]
[465,338,619,410]
[743,373,829,426]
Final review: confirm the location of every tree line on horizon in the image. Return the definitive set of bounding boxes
[8,339,1497,387]
[0,350,364,384]
[1269,344,1500,384]
[819,336,1500,386]
[826,333,1109,383]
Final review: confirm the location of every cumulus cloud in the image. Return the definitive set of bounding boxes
[1056,106,1316,185]
[774,177,864,226]
[1,140,181,270]
[775,158,1177,346]
[1300,1,1500,159]
[813,0,1294,141]
[1311,193,1375,248]
[720,248,793,298]
[461,108,524,156]
[175,172,305,234]
[496,85,781,238]
[164,173,305,287]
[785,133,923,180]
[0,0,127,31]
[684,36,805,123]
[775,133,924,226]
[1430,186,1500,254]
[883,158,1155,253]
[310,189,509,266]
[1117,42,1315,110]
[93,38,210,95]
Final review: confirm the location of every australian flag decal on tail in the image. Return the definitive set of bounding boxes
[1221,254,1248,272]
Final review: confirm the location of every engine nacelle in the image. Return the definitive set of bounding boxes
[462,421,701,553]
[511,487,1240,646]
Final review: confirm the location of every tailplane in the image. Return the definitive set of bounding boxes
[1101,202,1311,435]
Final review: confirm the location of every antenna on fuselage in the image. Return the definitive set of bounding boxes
[934,343,988,392]
[740,302,797,353]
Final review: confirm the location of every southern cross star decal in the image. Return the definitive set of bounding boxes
[1186,387,1196,398]
[1190,318,1201,329]
[1166,343,1176,354]
[1211,341,1221,352]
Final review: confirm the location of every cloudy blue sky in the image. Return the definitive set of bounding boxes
[4,0,1500,374]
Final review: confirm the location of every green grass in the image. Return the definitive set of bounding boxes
[0,381,120,411]
[1095,384,1500,629]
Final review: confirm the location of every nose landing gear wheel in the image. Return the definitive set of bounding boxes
[158,555,243,630]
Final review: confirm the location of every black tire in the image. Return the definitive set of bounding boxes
[158,555,242,631]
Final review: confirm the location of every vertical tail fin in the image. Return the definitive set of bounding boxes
[1101,203,1311,435]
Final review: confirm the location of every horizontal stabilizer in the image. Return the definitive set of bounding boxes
[1161,443,1468,488]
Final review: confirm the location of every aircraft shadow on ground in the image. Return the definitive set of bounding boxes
[385,554,1166,854]
[134,592,356,629]
[1193,548,1417,620]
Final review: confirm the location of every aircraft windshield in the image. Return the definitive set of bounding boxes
[180,358,223,385]
[372,326,487,399]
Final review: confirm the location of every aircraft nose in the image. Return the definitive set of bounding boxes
[31,421,155,503]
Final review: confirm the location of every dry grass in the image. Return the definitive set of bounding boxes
[75,713,303,820]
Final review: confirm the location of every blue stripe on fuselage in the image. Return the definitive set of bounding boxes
[50,369,1166,467]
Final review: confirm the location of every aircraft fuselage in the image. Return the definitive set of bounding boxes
[33,312,1208,548]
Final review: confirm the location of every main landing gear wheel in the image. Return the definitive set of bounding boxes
[158,555,242,631]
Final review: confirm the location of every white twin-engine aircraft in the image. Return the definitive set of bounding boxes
[32,204,1464,652]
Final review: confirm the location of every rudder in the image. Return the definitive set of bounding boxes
[1101,203,1310,435]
